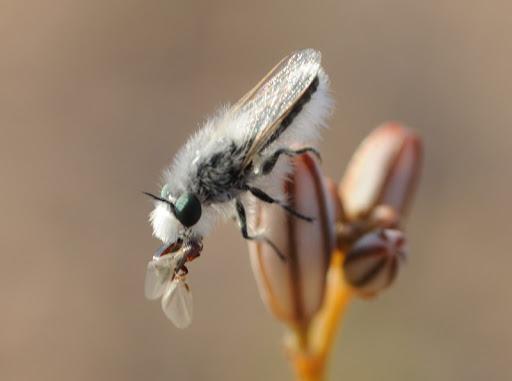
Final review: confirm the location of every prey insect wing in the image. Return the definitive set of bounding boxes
[161,278,193,329]
[144,254,176,300]
[230,49,322,167]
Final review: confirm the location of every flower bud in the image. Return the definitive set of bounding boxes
[340,123,422,221]
[249,154,336,327]
[324,177,345,223]
[343,229,406,298]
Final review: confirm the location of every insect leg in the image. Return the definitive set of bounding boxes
[235,199,286,261]
[170,252,188,281]
[245,185,314,222]
[260,147,321,175]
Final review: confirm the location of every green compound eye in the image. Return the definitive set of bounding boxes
[175,193,202,227]
[160,184,171,199]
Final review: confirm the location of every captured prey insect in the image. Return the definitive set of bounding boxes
[144,240,201,328]
[144,49,333,326]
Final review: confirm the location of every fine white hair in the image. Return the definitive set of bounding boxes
[150,68,332,243]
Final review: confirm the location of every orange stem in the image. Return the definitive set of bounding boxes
[288,250,353,381]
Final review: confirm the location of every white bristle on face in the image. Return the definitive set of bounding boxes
[150,203,183,244]
[150,200,223,244]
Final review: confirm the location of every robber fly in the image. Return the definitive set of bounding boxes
[145,48,332,289]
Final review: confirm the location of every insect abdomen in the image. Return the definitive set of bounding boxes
[260,75,320,152]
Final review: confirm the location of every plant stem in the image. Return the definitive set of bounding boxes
[288,250,352,381]
[310,250,352,361]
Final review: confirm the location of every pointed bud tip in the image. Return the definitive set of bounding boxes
[340,122,423,221]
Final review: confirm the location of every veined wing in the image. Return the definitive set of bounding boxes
[161,278,193,329]
[144,255,176,300]
[232,49,322,167]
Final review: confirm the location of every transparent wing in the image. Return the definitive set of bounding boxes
[161,278,193,329]
[231,49,322,166]
[144,255,176,300]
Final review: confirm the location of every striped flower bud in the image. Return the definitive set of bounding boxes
[343,229,406,298]
[324,177,345,223]
[340,123,422,222]
[249,154,337,328]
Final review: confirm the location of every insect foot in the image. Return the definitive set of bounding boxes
[248,153,337,328]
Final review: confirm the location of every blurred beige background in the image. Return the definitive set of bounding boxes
[1,1,511,380]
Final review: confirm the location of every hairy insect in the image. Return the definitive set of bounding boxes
[145,48,332,277]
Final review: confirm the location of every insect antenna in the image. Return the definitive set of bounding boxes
[142,191,177,215]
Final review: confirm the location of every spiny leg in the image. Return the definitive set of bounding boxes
[260,147,321,175]
[235,199,286,261]
[245,185,314,222]
[172,254,188,280]
[172,265,188,281]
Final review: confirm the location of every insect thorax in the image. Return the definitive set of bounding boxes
[192,141,251,203]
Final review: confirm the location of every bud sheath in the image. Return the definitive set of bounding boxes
[249,154,336,327]
[340,123,422,220]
